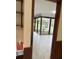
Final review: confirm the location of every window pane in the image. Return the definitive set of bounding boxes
[37,18,41,34]
[41,18,50,34]
[35,19,38,31]
[33,19,36,31]
[50,19,55,34]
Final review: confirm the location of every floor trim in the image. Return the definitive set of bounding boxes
[24,47,32,59]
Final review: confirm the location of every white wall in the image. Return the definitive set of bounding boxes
[23,0,32,48]
[34,0,56,17]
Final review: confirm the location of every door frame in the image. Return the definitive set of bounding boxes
[50,0,62,59]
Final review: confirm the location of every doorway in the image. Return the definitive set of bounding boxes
[32,0,57,59]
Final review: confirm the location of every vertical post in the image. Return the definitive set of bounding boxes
[34,19,36,31]
[48,18,51,35]
[31,0,35,48]
[50,0,62,59]
[40,17,42,35]
[37,19,38,33]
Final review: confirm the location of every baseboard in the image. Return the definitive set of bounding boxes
[55,41,62,59]
[16,55,23,59]
[16,47,32,59]
[24,47,32,59]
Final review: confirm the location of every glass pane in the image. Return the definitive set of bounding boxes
[35,19,38,31]
[50,19,55,34]
[41,18,50,34]
[33,19,36,31]
[37,18,41,34]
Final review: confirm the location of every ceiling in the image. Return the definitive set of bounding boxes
[34,0,57,17]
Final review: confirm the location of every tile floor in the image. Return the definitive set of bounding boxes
[32,32,53,59]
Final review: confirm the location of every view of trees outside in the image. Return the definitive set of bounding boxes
[41,18,50,34]
[35,18,38,31]
[37,18,41,33]
[34,17,55,34]
[50,19,55,34]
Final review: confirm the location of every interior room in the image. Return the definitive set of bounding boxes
[32,0,62,58]
[16,0,62,59]
[32,0,56,59]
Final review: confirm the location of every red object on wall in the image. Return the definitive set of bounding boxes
[16,41,23,50]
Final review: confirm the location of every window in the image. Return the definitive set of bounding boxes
[41,18,50,34]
